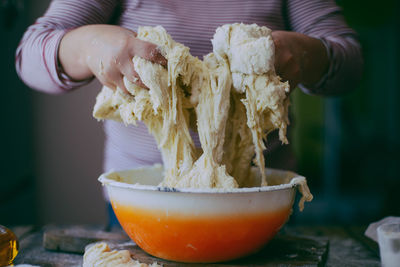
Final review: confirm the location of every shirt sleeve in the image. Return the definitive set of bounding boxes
[286,0,363,95]
[15,0,118,94]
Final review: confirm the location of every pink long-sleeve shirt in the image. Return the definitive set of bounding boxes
[16,0,362,173]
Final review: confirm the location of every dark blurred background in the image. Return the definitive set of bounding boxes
[0,0,107,226]
[1,0,399,226]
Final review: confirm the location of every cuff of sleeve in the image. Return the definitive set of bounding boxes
[298,37,333,95]
[47,29,93,92]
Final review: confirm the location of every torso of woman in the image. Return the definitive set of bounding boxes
[17,0,359,172]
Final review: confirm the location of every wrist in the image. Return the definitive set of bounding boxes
[59,26,95,81]
[299,34,329,86]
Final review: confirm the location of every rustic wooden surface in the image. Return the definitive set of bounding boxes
[11,225,380,267]
[102,234,328,267]
[13,228,82,267]
[282,226,380,267]
[43,225,129,253]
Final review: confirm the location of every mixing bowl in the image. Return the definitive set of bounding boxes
[98,164,310,263]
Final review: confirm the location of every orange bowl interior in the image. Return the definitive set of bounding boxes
[112,201,291,263]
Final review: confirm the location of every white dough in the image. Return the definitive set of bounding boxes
[212,23,275,74]
[83,242,161,267]
[93,23,290,188]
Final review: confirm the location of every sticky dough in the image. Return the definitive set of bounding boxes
[83,242,161,267]
[93,23,290,188]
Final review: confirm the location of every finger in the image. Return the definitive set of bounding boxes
[115,75,131,95]
[130,38,167,66]
[119,61,149,89]
[280,63,300,90]
[119,59,138,83]
[95,62,124,91]
[276,51,296,78]
[274,54,284,76]
[96,73,116,90]
[275,48,293,77]
[130,70,148,89]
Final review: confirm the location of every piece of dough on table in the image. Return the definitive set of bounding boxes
[83,242,161,267]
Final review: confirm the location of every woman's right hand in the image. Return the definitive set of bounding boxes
[59,24,167,93]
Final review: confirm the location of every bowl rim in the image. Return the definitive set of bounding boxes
[98,166,307,194]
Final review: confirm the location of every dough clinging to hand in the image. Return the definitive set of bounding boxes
[93,23,289,188]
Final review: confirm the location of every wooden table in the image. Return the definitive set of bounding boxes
[11,225,380,267]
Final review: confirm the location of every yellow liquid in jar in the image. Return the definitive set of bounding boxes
[0,225,18,266]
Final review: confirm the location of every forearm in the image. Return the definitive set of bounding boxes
[15,26,90,94]
[16,0,118,93]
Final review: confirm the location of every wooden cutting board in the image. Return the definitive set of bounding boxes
[16,225,329,266]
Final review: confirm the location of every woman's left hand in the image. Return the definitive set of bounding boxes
[271,31,329,91]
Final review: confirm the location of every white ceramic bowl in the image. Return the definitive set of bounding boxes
[99,164,309,263]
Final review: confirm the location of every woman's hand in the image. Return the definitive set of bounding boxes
[59,25,167,93]
[271,31,329,90]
